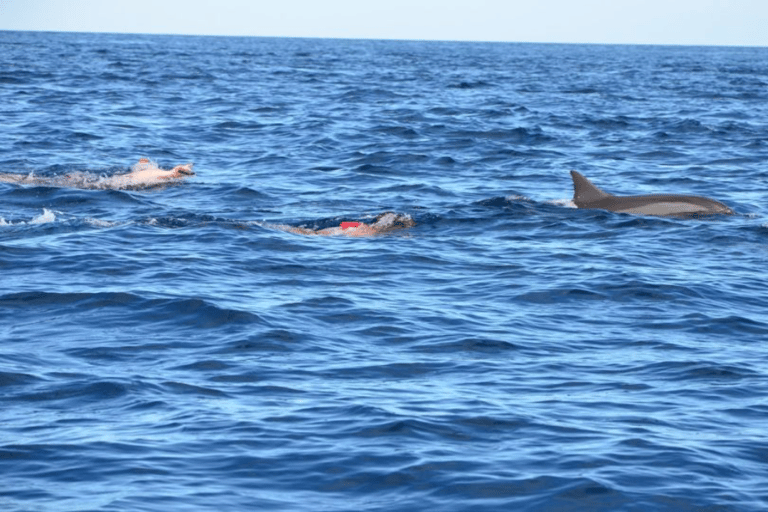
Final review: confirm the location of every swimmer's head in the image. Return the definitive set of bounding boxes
[175,165,195,176]
[372,212,415,230]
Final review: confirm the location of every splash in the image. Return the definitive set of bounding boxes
[29,208,56,224]
[0,161,192,190]
[130,158,158,173]
[548,198,578,208]
[0,209,57,226]
[371,212,414,229]
[85,218,120,228]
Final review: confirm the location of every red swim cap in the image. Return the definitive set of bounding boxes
[340,221,361,230]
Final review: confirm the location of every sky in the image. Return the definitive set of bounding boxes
[0,0,766,47]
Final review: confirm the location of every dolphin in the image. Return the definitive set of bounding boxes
[570,170,734,218]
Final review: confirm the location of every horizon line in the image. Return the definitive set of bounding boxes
[2,28,766,49]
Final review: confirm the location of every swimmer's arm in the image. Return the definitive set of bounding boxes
[159,164,195,180]
[279,225,319,235]
[0,173,24,183]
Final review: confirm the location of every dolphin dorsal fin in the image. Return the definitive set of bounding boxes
[570,171,612,205]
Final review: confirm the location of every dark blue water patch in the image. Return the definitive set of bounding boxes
[641,313,768,336]
[11,379,131,405]
[371,124,421,139]
[631,360,760,381]
[0,73,28,85]
[0,291,264,332]
[448,126,554,146]
[414,336,521,354]
[208,329,310,355]
[0,370,43,388]
[213,120,265,131]
[448,80,495,89]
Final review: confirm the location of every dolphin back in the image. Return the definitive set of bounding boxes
[571,170,612,207]
[569,170,734,217]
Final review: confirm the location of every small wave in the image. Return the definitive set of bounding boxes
[214,121,264,131]
[0,75,26,85]
[67,131,104,141]
[372,125,420,139]
[12,379,130,405]
[0,291,264,330]
[475,195,533,208]
[0,371,42,387]
[0,208,57,226]
[84,218,120,228]
[449,80,494,89]
[562,87,601,94]
[0,211,128,229]
[453,126,553,145]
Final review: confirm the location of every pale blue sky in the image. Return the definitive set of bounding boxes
[1,0,766,46]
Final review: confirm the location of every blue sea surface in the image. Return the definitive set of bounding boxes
[1,31,768,511]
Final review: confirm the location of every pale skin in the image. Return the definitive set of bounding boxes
[0,158,195,189]
[124,158,194,183]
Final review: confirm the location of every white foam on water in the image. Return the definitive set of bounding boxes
[29,208,56,224]
[85,218,119,228]
[372,212,413,229]
[547,198,577,208]
[0,209,58,226]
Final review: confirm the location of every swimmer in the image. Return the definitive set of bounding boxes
[123,158,195,184]
[0,158,194,189]
[279,212,415,237]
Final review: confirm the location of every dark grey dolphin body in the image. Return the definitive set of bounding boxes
[570,171,734,218]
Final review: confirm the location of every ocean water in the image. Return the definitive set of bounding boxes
[1,30,767,511]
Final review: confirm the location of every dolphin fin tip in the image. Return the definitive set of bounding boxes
[570,170,611,205]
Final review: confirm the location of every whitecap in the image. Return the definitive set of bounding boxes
[547,198,577,208]
[29,208,56,224]
[85,218,119,227]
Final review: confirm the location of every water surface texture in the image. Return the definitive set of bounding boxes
[2,32,768,511]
